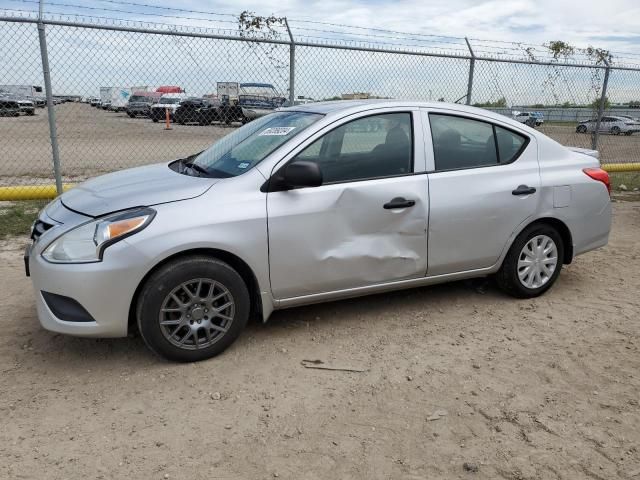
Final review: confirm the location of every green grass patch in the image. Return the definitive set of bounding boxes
[610,172,640,192]
[0,200,47,239]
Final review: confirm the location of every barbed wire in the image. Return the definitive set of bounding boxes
[2,1,640,68]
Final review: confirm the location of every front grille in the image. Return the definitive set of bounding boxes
[31,219,54,242]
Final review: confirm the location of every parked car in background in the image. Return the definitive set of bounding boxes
[149,94,187,122]
[89,97,100,107]
[216,82,286,124]
[126,92,161,118]
[0,99,20,116]
[576,116,640,135]
[0,91,35,115]
[173,97,221,125]
[513,111,544,127]
[100,101,112,110]
[26,100,612,362]
[16,98,35,115]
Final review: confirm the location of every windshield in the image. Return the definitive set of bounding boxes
[159,97,181,104]
[130,95,152,103]
[191,111,322,178]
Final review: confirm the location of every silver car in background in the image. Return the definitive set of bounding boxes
[26,101,612,362]
[576,115,640,135]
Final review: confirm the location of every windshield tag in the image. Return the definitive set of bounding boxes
[259,127,296,136]
[237,162,250,169]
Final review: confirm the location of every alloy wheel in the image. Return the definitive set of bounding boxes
[159,278,235,350]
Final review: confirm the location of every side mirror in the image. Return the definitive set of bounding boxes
[282,160,323,189]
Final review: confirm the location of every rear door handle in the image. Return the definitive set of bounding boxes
[383,197,416,209]
[512,185,536,196]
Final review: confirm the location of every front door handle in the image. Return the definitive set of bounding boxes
[512,185,537,196]
[383,197,416,209]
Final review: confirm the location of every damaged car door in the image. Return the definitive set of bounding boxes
[266,110,429,299]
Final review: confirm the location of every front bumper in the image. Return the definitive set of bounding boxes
[28,237,147,338]
[127,105,150,115]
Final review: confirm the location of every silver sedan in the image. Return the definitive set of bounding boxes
[27,100,612,362]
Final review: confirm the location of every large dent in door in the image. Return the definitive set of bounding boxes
[314,186,426,287]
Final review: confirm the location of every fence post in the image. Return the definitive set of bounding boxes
[591,60,610,151]
[284,18,295,106]
[37,0,63,195]
[464,37,475,106]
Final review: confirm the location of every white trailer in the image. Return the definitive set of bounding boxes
[99,87,113,105]
[99,86,148,111]
[0,85,43,98]
[217,82,239,102]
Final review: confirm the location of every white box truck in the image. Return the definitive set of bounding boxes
[99,86,148,112]
[217,82,240,102]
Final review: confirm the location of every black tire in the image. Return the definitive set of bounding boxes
[495,223,564,298]
[576,125,587,133]
[152,117,159,123]
[611,126,621,135]
[127,112,135,118]
[136,256,250,362]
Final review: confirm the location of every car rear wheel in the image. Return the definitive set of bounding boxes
[136,256,250,362]
[496,224,563,298]
[611,126,621,135]
[576,125,587,133]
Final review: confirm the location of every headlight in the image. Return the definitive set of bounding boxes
[42,207,155,263]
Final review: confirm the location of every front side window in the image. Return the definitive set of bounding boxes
[191,111,322,178]
[430,114,527,171]
[294,112,413,184]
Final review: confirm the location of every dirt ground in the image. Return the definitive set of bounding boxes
[1,103,639,186]
[0,200,638,479]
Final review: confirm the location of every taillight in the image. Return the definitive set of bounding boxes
[583,167,611,195]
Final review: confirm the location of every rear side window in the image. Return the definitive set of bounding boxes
[430,114,497,170]
[495,126,526,163]
[429,114,527,171]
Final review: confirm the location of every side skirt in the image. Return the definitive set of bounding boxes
[274,266,497,311]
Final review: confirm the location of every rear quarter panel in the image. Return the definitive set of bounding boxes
[535,140,611,257]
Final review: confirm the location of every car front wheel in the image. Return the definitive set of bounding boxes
[576,125,587,133]
[136,256,250,362]
[496,224,564,298]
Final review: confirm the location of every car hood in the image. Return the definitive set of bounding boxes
[60,162,217,217]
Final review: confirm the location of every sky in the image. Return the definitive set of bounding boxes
[131,0,640,53]
[1,0,639,54]
[1,0,639,102]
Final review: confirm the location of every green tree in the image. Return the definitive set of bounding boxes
[473,97,507,108]
[590,96,610,110]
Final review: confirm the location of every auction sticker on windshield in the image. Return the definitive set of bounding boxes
[259,127,296,136]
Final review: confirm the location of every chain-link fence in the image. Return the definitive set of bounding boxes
[1,12,640,199]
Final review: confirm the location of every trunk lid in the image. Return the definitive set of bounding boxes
[567,146,599,159]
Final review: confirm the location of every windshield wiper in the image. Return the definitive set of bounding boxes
[178,156,210,177]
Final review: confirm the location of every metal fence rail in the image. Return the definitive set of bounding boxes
[1,12,639,199]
